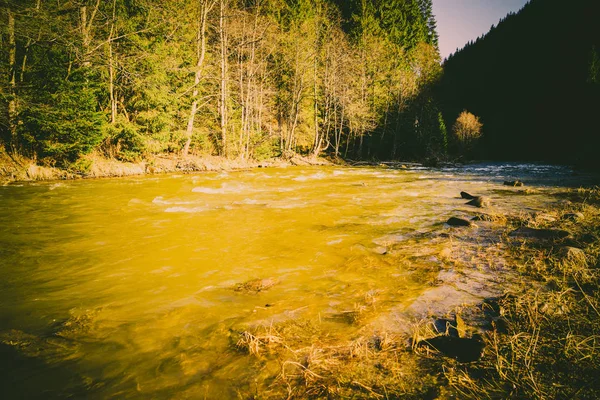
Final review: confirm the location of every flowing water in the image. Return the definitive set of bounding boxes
[0,163,594,398]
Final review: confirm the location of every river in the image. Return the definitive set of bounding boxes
[0,163,594,398]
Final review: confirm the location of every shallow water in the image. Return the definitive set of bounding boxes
[0,163,594,398]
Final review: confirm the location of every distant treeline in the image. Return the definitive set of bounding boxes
[436,0,600,167]
[0,0,447,168]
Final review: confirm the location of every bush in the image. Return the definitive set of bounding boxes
[453,111,483,142]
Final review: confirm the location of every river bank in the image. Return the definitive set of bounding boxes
[0,149,334,184]
[226,185,600,398]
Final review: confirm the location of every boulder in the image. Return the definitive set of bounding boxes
[447,217,474,227]
[504,180,523,187]
[417,334,485,363]
[509,227,570,239]
[466,196,490,208]
[460,191,476,200]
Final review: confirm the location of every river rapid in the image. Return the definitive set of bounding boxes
[0,163,594,398]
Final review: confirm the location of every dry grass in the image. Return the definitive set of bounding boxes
[442,188,600,399]
[231,318,443,399]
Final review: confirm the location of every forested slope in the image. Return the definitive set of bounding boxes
[436,0,600,166]
[0,0,446,170]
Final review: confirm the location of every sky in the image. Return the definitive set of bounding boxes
[433,0,530,60]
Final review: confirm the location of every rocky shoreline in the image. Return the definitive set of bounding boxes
[0,151,334,184]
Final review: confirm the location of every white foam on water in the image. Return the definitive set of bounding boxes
[292,172,328,182]
[150,266,173,274]
[152,196,197,205]
[372,234,407,246]
[48,183,66,190]
[268,202,307,209]
[165,206,208,213]
[192,182,250,194]
[233,198,266,205]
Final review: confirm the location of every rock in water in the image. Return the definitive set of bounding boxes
[460,191,476,199]
[234,278,278,293]
[417,334,485,363]
[504,180,524,187]
[466,196,490,208]
[447,217,473,227]
[508,227,570,239]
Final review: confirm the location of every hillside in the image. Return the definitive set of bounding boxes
[436,0,600,166]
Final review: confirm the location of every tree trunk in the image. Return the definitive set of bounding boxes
[311,47,320,157]
[108,35,116,123]
[20,0,42,82]
[7,8,18,153]
[107,0,117,124]
[219,0,229,157]
[79,0,100,68]
[184,0,213,156]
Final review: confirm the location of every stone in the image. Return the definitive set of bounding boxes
[417,334,485,363]
[234,278,278,293]
[433,318,459,337]
[559,246,586,264]
[447,217,473,227]
[460,191,476,199]
[373,246,388,255]
[504,180,523,187]
[466,196,490,208]
[492,317,509,334]
[508,227,570,239]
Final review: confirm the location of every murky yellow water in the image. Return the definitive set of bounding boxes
[0,163,590,398]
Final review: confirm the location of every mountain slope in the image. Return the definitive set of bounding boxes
[436,0,600,166]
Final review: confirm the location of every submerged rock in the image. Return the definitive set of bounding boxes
[417,334,485,363]
[372,246,388,255]
[446,217,474,227]
[466,196,490,208]
[234,278,278,293]
[504,180,524,187]
[509,227,570,239]
[460,191,476,200]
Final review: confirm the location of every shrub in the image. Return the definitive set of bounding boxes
[453,111,483,142]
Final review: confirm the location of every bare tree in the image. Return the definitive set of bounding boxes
[183,0,216,156]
